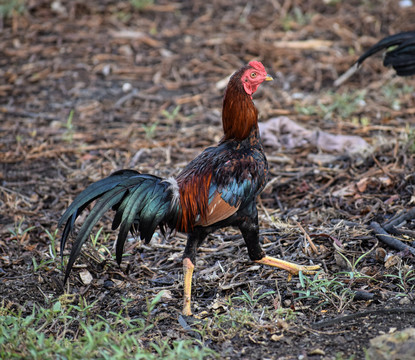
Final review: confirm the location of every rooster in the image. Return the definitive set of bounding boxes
[335,31,415,86]
[59,61,320,316]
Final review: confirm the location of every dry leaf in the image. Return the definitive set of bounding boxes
[271,334,284,341]
[385,254,401,268]
[276,319,290,330]
[79,269,93,285]
[112,279,124,287]
[356,177,370,192]
[160,290,173,301]
[309,348,326,356]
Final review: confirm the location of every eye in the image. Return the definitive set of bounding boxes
[250,72,257,78]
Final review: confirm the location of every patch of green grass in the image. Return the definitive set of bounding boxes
[0,295,216,360]
[405,125,415,153]
[294,248,375,312]
[194,287,296,342]
[8,218,35,242]
[295,90,367,121]
[325,0,342,5]
[281,7,312,31]
[294,102,320,116]
[384,264,415,299]
[270,306,297,322]
[335,353,355,360]
[90,226,107,247]
[63,109,75,143]
[142,122,159,139]
[161,105,181,122]
[294,271,355,312]
[319,90,366,121]
[335,246,375,278]
[0,0,26,19]
[32,228,59,272]
[351,115,370,127]
[7,220,60,273]
[142,106,182,139]
[382,82,414,111]
[130,0,154,10]
[233,286,275,310]
[205,307,257,341]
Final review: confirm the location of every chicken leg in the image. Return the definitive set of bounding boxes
[239,207,320,276]
[182,258,194,316]
[255,255,320,275]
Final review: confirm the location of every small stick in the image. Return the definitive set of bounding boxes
[334,62,360,87]
[370,221,415,256]
[312,307,415,329]
[383,207,415,232]
[296,222,319,255]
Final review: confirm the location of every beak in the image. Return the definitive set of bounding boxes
[265,74,273,81]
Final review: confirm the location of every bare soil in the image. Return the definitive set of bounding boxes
[1,1,415,359]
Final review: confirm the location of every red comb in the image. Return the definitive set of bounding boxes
[248,61,265,72]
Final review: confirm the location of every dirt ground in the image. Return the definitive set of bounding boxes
[1,0,415,359]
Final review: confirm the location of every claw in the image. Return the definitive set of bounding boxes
[294,264,321,275]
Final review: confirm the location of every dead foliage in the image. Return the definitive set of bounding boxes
[1,0,415,359]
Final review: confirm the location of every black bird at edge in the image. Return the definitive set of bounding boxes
[335,31,415,86]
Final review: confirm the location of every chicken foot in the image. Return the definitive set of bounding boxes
[255,255,320,275]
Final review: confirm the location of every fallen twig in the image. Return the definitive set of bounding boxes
[370,221,415,256]
[312,307,415,329]
[297,222,319,255]
[383,207,415,234]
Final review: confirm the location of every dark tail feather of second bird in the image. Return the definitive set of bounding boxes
[58,169,179,284]
[356,31,415,76]
[335,31,415,86]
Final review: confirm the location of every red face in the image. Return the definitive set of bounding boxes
[241,61,273,97]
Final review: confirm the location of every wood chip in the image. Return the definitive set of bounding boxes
[79,269,93,285]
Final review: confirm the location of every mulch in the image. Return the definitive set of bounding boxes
[1,1,415,359]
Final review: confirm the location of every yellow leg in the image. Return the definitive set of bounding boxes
[255,255,320,275]
[182,258,194,316]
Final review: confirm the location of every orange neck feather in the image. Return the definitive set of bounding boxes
[222,70,259,141]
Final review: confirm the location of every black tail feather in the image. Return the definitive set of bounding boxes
[111,180,153,231]
[59,170,140,261]
[59,170,179,283]
[383,37,415,76]
[357,31,415,76]
[64,186,127,283]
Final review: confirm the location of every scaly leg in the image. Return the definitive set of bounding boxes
[181,228,208,316]
[255,255,320,275]
[182,257,195,316]
[238,206,320,277]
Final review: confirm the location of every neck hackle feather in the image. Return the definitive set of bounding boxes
[222,66,259,141]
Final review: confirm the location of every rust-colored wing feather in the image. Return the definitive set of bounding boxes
[176,135,268,231]
[195,190,239,226]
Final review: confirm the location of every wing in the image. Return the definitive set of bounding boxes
[196,190,239,226]
[178,141,268,229]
